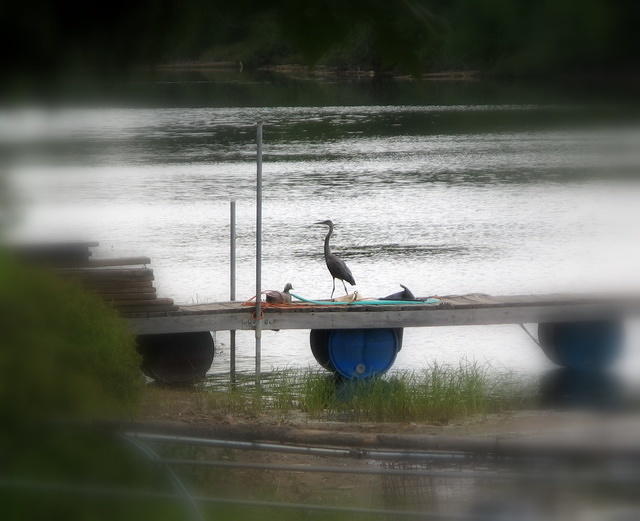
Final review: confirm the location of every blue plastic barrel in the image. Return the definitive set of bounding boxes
[310,328,402,379]
[537,321,623,371]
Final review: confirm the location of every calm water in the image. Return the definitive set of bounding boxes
[4,81,640,378]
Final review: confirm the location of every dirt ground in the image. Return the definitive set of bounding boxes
[134,385,640,520]
[137,384,640,447]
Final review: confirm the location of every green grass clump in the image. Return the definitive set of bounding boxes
[300,362,522,423]
[202,369,303,417]
[200,364,532,424]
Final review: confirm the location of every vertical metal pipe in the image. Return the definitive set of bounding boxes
[255,122,263,386]
[229,200,237,384]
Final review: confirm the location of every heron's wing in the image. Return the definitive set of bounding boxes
[328,254,356,285]
[342,261,356,285]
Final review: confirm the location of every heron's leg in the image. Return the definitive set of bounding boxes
[331,278,336,299]
[342,279,349,295]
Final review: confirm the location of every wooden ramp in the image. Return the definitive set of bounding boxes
[127,293,640,335]
[14,241,178,314]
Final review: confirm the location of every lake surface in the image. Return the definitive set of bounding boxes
[4,78,640,379]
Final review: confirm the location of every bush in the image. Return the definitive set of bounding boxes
[0,250,142,433]
[0,251,158,520]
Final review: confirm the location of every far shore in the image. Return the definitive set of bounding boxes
[154,61,481,81]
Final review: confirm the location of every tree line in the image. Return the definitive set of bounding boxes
[3,0,639,85]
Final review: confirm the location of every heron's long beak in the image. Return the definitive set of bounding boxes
[313,221,325,225]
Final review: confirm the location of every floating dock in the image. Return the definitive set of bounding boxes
[15,241,639,381]
[127,293,640,335]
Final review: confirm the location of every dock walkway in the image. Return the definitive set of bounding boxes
[128,293,640,335]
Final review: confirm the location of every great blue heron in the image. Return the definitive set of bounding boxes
[314,220,356,298]
[265,282,293,304]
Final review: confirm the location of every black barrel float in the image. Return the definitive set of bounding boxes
[537,320,622,371]
[310,328,403,379]
[136,331,215,384]
[539,368,623,410]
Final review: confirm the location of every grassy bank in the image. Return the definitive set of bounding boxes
[143,363,535,424]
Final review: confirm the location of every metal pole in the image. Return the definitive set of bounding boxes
[255,121,263,386]
[125,432,468,461]
[229,200,237,384]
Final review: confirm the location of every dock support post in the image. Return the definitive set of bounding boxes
[255,121,263,387]
[229,200,237,384]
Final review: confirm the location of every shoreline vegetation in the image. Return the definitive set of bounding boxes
[140,364,536,426]
[154,61,481,82]
[152,60,640,85]
[6,2,640,96]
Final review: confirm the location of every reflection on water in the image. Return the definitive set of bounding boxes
[4,81,640,375]
[540,369,625,411]
[294,243,475,260]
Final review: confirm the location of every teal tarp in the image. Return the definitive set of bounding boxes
[290,293,441,306]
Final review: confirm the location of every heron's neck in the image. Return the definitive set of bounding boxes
[324,226,333,257]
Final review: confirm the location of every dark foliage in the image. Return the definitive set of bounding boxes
[2,1,640,89]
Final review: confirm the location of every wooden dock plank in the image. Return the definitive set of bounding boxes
[85,280,154,290]
[98,290,157,300]
[85,257,151,267]
[122,304,178,311]
[101,294,160,304]
[117,298,174,307]
[91,281,156,292]
[12,241,98,266]
[56,267,154,281]
[126,294,640,335]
